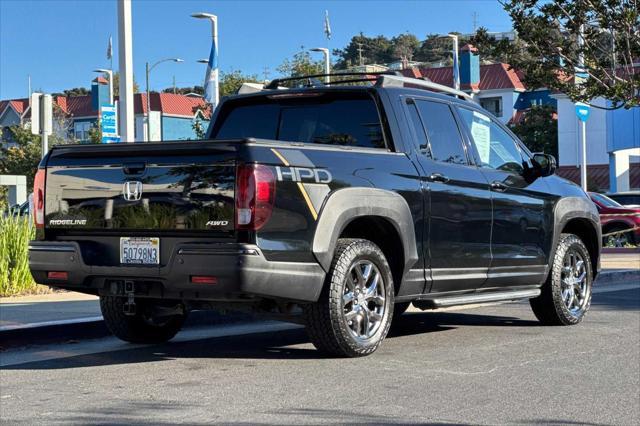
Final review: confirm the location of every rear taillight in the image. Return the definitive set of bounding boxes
[235,164,275,230]
[33,169,45,228]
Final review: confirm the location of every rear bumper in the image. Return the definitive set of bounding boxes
[28,241,325,303]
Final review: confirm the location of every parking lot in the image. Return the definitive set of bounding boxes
[1,280,638,425]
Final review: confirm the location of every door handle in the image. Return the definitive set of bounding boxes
[490,181,508,192]
[428,173,450,183]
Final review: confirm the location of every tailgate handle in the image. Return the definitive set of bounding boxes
[123,162,146,175]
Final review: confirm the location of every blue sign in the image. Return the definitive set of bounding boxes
[100,105,118,143]
[575,102,591,122]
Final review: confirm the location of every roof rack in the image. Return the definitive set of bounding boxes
[264,71,400,90]
[376,75,475,102]
[262,71,475,102]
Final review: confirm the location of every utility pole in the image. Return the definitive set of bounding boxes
[117,0,135,142]
[472,12,479,32]
[263,66,270,83]
[356,42,364,66]
[173,75,176,94]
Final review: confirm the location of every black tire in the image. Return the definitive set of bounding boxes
[393,302,411,320]
[304,238,395,357]
[530,233,593,326]
[100,296,186,343]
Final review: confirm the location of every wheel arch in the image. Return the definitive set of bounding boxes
[312,188,419,289]
[553,197,602,278]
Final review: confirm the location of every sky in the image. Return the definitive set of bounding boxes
[0,0,512,100]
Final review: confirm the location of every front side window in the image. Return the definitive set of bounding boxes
[457,108,525,174]
[213,93,386,149]
[414,100,467,165]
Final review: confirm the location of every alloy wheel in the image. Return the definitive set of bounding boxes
[342,260,386,340]
[560,248,590,315]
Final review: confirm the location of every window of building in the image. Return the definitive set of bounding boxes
[480,97,503,117]
[74,121,92,142]
[413,99,468,165]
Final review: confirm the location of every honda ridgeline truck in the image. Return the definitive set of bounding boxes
[29,73,601,357]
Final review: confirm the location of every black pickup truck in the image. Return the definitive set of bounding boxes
[29,73,601,357]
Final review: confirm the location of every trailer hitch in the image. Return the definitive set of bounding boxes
[123,280,136,316]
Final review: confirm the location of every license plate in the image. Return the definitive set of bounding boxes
[120,237,160,265]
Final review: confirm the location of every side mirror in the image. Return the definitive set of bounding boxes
[532,153,556,177]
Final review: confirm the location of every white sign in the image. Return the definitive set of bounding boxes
[30,93,52,136]
[470,111,491,164]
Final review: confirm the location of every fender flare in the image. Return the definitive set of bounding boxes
[550,196,602,271]
[312,187,419,274]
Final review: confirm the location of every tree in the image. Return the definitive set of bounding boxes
[277,50,324,78]
[333,33,393,69]
[1,127,48,189]
[110,71,140,96]
[163,86,204,96]
[472,0,640,108]
[509,105,559,158]
[219,70,260,97]
[390,33,420,62]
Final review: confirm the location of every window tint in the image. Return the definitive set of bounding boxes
[213,95,385,149]
[213,103,279,140]
[457,108,525,174]
[414,100,467,165]
[405,101,429,153]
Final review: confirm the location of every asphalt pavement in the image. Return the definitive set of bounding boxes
[0,281,638,425]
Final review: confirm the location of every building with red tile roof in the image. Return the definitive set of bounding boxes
[1,78,211,143]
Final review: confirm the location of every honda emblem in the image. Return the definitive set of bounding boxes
[123,181,143,201]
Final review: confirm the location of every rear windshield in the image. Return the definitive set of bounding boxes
[211,92,386,149]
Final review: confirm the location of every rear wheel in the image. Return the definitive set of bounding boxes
[304,238,394,357]
[530,233,593,325]
[100,296,186,343]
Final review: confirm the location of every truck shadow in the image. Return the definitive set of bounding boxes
[3,311,537,370]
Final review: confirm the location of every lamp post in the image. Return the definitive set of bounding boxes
[447,33,460,91]
[191,12,219,107]
[145,58,183,141]
[310,48,331,84]
[93,68,114,105]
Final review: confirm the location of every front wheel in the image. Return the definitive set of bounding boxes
[530,233,593,325]
[304,238,394,357]
[100,296,187,343]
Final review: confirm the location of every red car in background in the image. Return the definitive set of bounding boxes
[589,192,640,246]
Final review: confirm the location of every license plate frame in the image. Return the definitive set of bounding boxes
[120,237,160,265]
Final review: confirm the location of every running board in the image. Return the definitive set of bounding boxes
[414,289,541,309]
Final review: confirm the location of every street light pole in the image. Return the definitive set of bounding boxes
[448,33,460,91]
[191,12,219,108]
[310,48,330,83]
[145,58,183,141]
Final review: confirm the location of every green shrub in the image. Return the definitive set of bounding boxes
[0,215,37,296]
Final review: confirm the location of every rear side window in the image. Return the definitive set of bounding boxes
[212,93,386,149]
[413,100,468,165]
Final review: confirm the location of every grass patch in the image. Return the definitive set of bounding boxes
[0,215,43,297]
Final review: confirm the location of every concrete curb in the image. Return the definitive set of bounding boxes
[1,269,637,350]
[595,269,640,285]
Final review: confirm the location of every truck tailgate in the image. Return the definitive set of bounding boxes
[44,141,238,233]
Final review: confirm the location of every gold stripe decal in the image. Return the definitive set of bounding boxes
[271,148,318,220]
